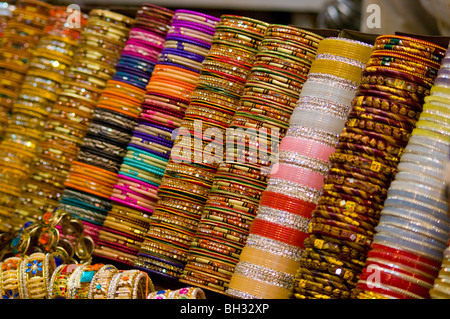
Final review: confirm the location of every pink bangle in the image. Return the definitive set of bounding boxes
[270,163,326,190]
[116,174,158,192]
[280,136,335,161]
[110,196,154,214]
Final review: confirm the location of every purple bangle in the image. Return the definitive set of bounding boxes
[116,173,159,192]
[132,131,174,148]
[171,20,216,35]
[169,24,215,38]
[165,34,212,49]
[160,48,205,63]
[174,9,220,23]
[157,58,202,74]
[110,196,154,214]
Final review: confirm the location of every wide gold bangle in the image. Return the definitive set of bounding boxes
[107,270,154,299]
[88,265,118,299]
[0,256,23,299]
[19,252,57,299]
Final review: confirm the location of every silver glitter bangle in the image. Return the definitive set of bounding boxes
[286,124,339,148]
[315,53,367,69]
[233,261,294,289]
[256,205,311,233]
[266,178,323,204]
[245,233,304,261]
[278,150,331,175]
[295,95,351,120]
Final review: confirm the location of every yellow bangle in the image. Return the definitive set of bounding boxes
[227,273,291,299]
[88,265,118,299]
[107,270,153,299]
[316,38,374,63]
[19,252,56,299]
[309,58,364,84]
[1,256,23,299]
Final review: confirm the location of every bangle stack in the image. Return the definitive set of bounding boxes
[0,0,52,137]
[356,43,450,299]
[136,15,268,281]
[0,4,84,228]
[181,25,323,296]
[1,253,154,299]
[226,37,372,299]
[93,9,219,268]
[13,9,133,228]
[56,5,174,266]
[292,35,446,299]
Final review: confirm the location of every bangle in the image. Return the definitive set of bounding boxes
[87,264,118,299]
[147,286,206,299]
[19,252,56,299]
[107,270,153,299]
[0,256,23,299]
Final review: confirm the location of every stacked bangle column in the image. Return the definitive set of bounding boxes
[135,15,268,279]
[0,6,83,230]
[227,37,373,299]
[0,0,52,137]
[430,146,450,299]
[356,44,450,299]
[291,35,446,299]
[57,5,174,252]
[179,26,323,295]
[14,10,134,228]
[93,10,219,266]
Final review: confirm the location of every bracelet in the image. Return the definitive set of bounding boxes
[147,286,206,299]
[107,270,153,299]
[19,253,56,299]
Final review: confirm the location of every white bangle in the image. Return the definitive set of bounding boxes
[289,108,347,135]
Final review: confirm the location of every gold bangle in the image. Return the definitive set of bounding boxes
[1,256,23,299]
[316,38,373,63]
[19,252,57,299]
[88,265,118,299]
[107,270,153,299]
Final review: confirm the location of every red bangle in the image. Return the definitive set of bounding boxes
[367,247,439,278]
[370,243,442,270]
[250,218,309,247]
[358,266,430,298]
[364,258,435,285]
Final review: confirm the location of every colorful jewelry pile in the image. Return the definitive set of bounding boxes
[227,37,373,299]
[180,25,324,295]
[291,35,447,299]
[356,43,450,299]
[57,5,174,259]
[0,5,84,229]
[91,9,219,267]
[0,0,52,137]
[136,15,269,280]
[14,10,133,229]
